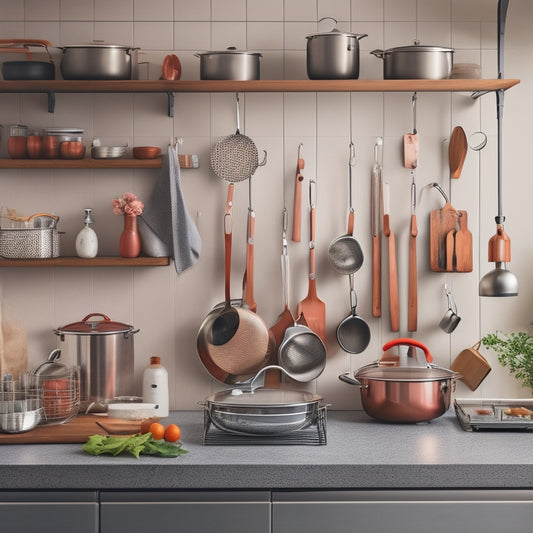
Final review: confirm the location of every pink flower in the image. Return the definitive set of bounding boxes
[112,193,144,216]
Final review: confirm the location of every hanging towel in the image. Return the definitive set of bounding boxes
[140,144,201,274]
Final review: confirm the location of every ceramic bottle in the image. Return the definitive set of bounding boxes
[75,208,98,258]
[142,356,169,418]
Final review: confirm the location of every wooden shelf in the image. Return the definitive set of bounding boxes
[0,256,170,267]
[0,157,162,169]
[0,78,519,94]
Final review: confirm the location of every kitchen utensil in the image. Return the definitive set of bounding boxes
[297,180,326,343]
[450,341,491,391]
[439,284,461,333]
[336,275,370,354]
[403,92,418,169]
[91,146,127,159]
[429,183,460,272]
[162,54,181,80]
[196,184,274,385]
[242,178,257,313]
[454,211,473,272]
[27,133,43,159]
[371,43,454,80]
[195,47,262,80]
[277,323,327,383]
[479,0,517,298]
[328,142,364,276]
[339,338,461,423]
[405,93,418,332]
[449,126,468,179]
[210,93,265,183]
[267,208,293,388]
[202,384,325,436]
[383,182,399,332]
[133,146,161,159]
[59,42,139,80]
[0,39,55,80]
[0,374,44,433]
[292,143,304,242]
[306,17,367,80]
[54,313,138,412]
[371,137,382,318]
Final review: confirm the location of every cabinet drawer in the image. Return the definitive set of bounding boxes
[101,491,270,533]
[272,490,533,533]
[0,491,98,533]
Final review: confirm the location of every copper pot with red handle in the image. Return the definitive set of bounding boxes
[339,338,461,423]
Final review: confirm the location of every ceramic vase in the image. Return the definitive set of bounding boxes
[119,214,141,258]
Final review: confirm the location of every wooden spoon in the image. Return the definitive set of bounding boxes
[449,126,468,179]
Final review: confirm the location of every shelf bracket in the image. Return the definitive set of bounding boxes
[167,92,174,117]
[46,90,55,113]
[471,90,490,99]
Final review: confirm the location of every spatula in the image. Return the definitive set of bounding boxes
[297,180,326,344]
[449,126,468,179]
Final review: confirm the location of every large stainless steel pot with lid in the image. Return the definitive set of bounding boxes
[306,17,367,79]
[371,43,454,79]
[339,338,461,423]
[54,313,138,412]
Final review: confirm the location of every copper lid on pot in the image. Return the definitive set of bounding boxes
[55,313,135,335]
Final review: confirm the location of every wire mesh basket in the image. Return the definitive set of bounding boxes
[38,367,80,425]
[0,227,61,259]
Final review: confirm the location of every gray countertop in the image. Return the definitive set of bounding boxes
[1,409,533,491]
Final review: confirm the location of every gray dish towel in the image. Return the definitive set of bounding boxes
[140,144,201,274]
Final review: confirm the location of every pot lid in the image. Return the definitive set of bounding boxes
[31,349,68,379]
[355,363,456,382]
[60,44,134,50]
[44,127,84,135]
[196,47,262,57]
[383,44,454,53]
[306,28,362,39]
[55,313,135,335]
[206,388,322,408]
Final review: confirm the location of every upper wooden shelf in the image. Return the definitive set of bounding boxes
[0,78,520,94]
[0,256,170,267]
[0,157,162,169]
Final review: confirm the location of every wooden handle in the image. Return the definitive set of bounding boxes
[291,160,304,242]
[446,229,455,272]
[372,233,381,317]
[347,209,354,236]
[388,231,399,332]
[243,210,257,313]
[0,47,32,59]
[0,39,52,47]
[408,214,418,332]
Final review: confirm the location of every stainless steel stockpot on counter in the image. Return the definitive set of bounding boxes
[54,313,138,412]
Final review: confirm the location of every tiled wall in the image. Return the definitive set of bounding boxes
[0,0,532,410]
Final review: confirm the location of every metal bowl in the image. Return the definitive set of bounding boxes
[0,407,44,433]
[91,146,126,159]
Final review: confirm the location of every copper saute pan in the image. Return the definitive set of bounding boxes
[339,338,461,423]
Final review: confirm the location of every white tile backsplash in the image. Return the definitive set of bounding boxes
[2,0,533,410]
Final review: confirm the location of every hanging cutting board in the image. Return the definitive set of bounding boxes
[0,415,149,444]
[454,211,473,272]
[429,202,459,272]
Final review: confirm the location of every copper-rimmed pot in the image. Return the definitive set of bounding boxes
[339,338,461,423]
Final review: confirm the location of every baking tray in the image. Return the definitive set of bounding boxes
[454,398,533,431]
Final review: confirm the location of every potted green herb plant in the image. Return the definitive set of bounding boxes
[481,331,533,391]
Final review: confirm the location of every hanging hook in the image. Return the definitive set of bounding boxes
[412,92,418,135]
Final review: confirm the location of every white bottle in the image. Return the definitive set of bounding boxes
[75,208,98,258]
[142,356,169,418]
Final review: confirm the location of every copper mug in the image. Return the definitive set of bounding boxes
[8,136,27,158]
[27,135,43,159]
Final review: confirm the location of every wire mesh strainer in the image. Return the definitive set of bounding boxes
[210,93,262,183]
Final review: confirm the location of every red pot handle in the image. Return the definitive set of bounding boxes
[82,313,111,323]
[382,337,433,364]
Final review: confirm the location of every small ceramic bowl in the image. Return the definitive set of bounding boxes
[133,146,161,159]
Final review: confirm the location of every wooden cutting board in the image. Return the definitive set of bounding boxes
[0,415,148,444]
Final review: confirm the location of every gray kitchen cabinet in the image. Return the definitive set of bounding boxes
[272,490,533,533]
[100,490,271,533]
[0,491,98,533]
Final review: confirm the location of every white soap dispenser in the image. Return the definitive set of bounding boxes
[75,208,98,258]
[142,356,169,418]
